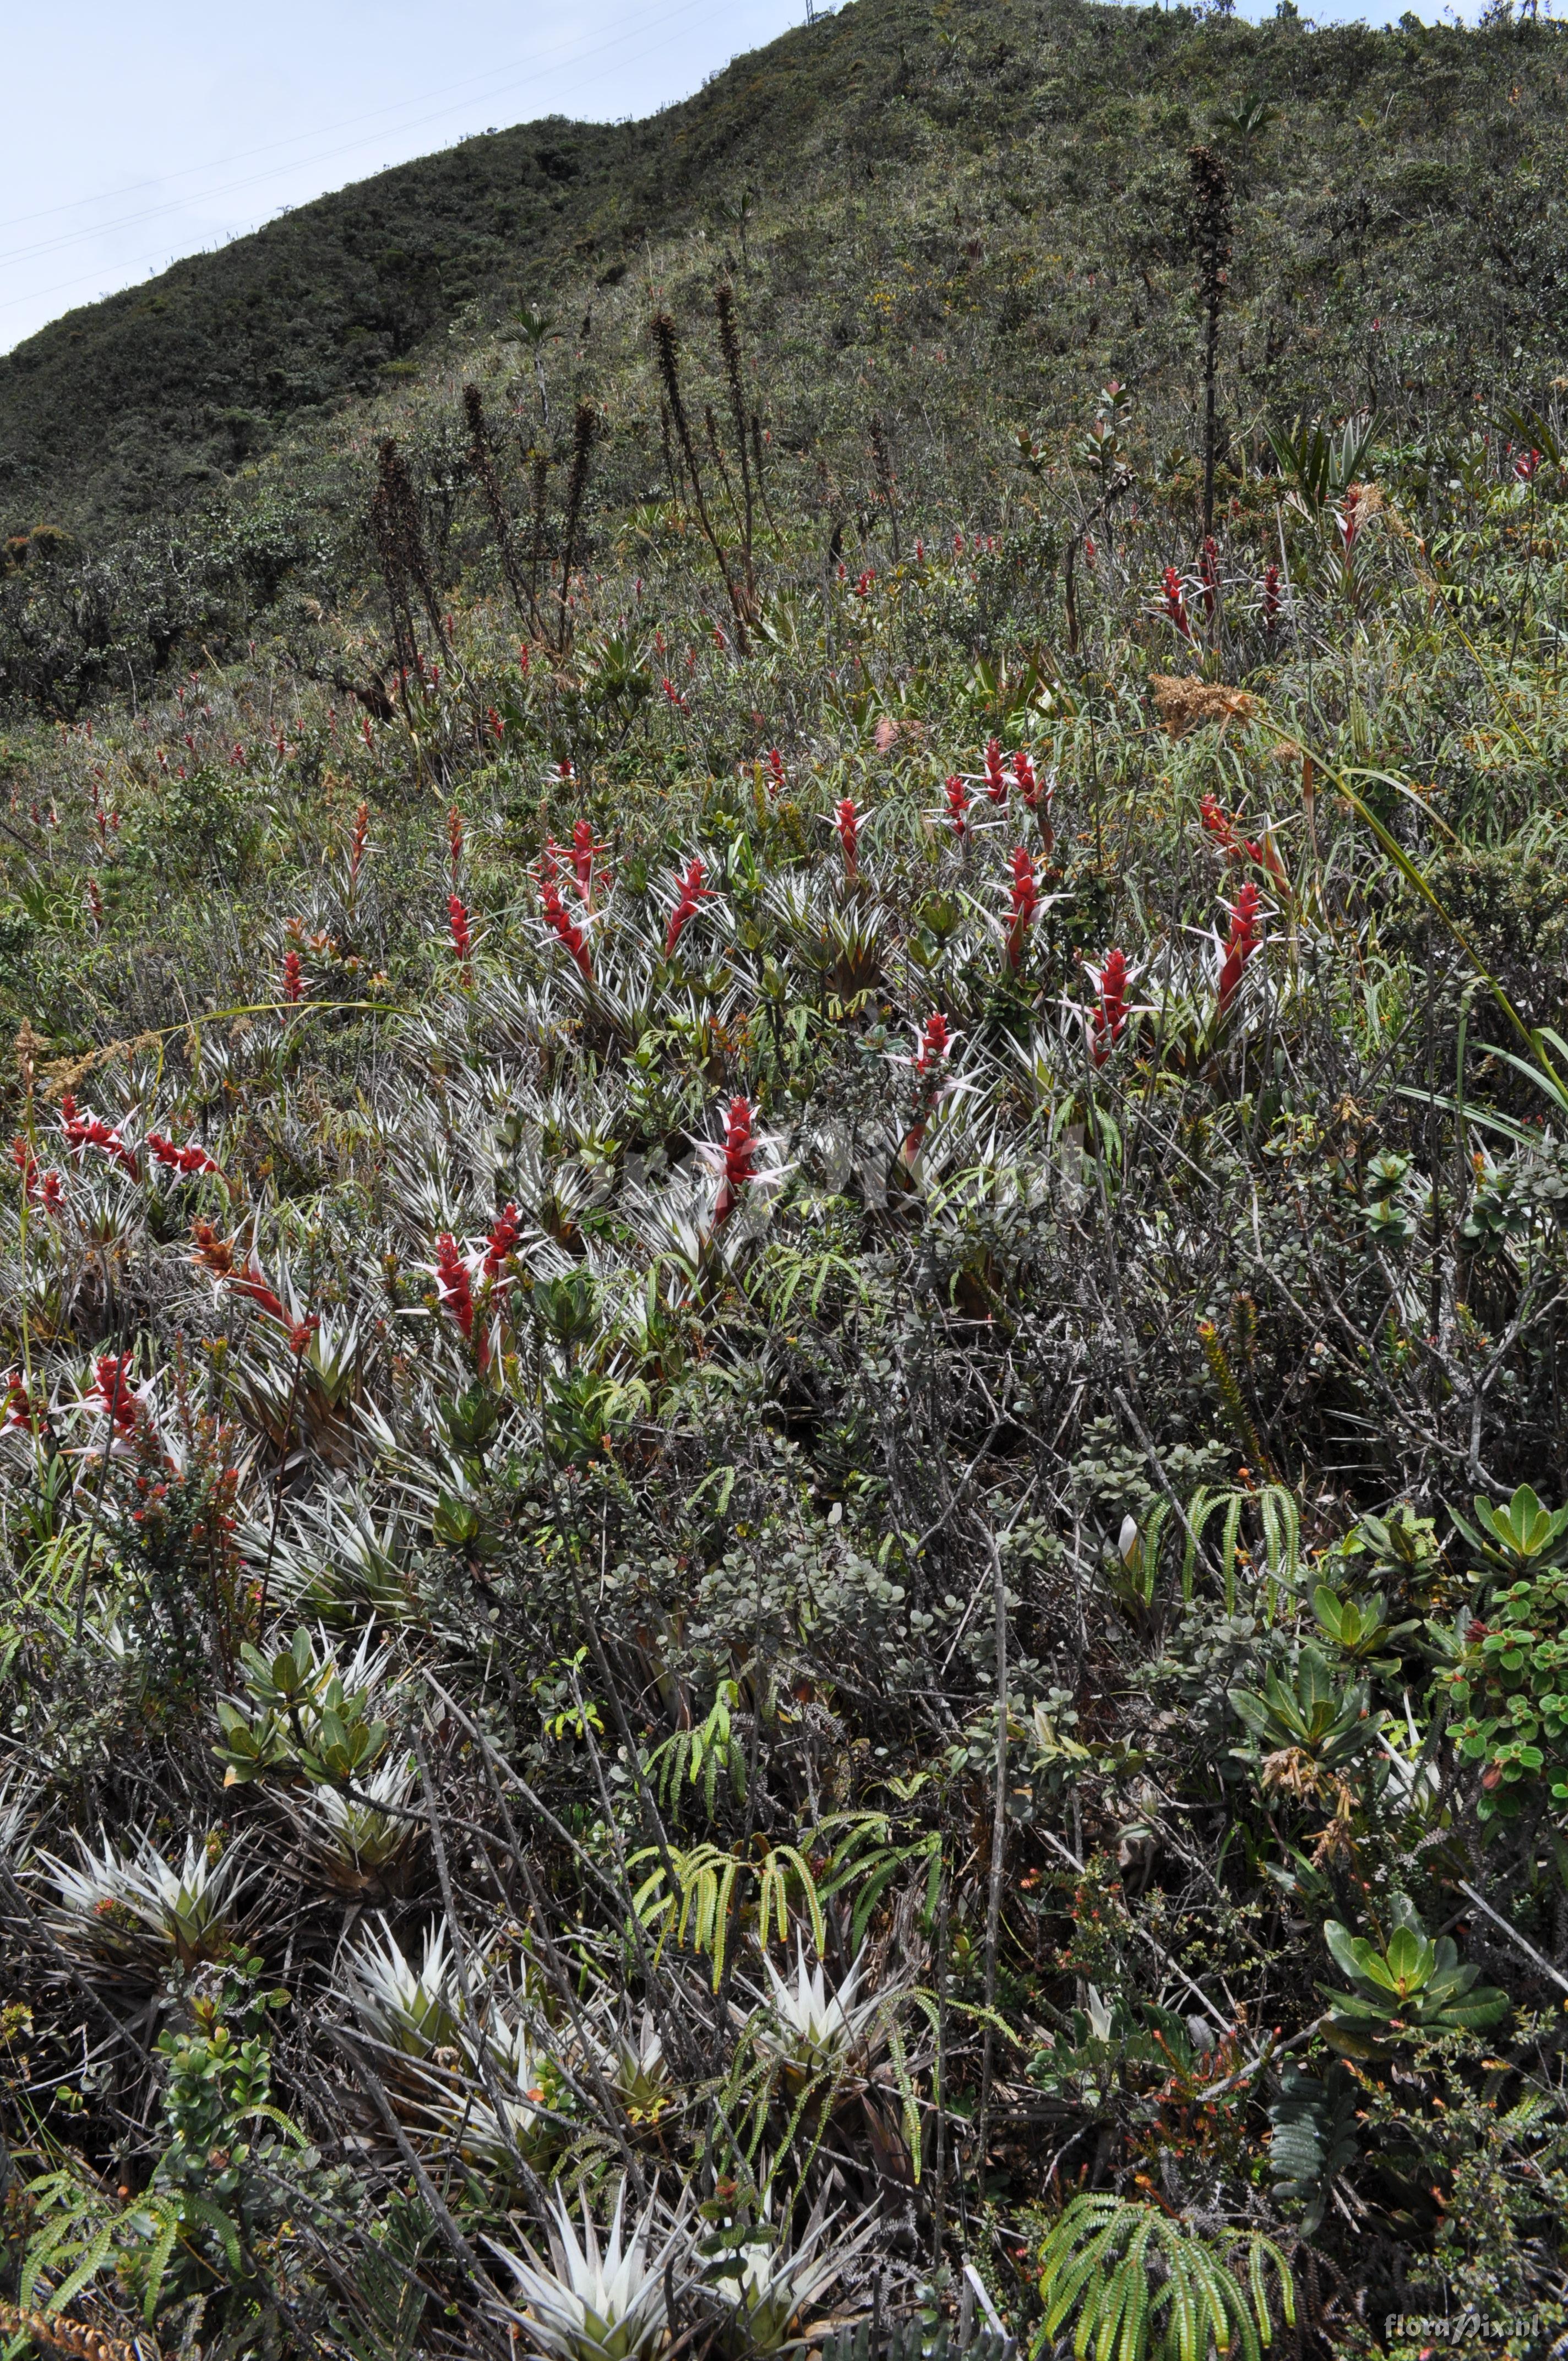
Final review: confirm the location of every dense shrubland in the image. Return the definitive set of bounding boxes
[5,6,1568,2358]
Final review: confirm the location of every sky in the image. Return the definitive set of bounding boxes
[2,0,1479,356]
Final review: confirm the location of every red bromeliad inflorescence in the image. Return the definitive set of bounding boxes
[1200,793,1263,866]
[1201,793,1288,890]
[148,1133,222,1179]
[766,748,785,795]
[1014,749,1054,857]
[665,857,711,956]
[835,798,860,879]
[89,1353,140,1439]
[902,1011,953,1165]
[434,1234,475,1339]
[571,818,608,905]
[12,1138,64,1211]
[1200,536,1221,622]
[912,1010,951,1085]
[1218,882,1262,1013]
[984,738,1008,802]
[714,1096,758,1225]
[1005,846,1039,969]
[1262,565,1281,634]
[282,948,303,1005]
[190,1220,290,1327]
[541,877,592,980]
[1162,567,1191,639]
[448,894,474,965]
[945,776,970,839]
[59,1094,138,1178]
[349,801,369,885]
[482,1202,524,1281]
[1090,949,1130,1065]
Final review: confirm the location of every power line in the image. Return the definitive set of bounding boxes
[0,0,750,327]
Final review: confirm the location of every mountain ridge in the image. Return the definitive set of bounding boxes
[0,4,875,538]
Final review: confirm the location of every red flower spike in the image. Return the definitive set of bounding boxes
[541,879,593,980]
[570,818,608,904]
[90,1354,139,1437]
[59,1095,138,1178]
[1200,536,1220,621]
[349,801,369,882]
[1162,567,1191,639]
[191,1220,290,1324]
[767,748,785,795]
[11,1140,64,1209]
[912,1011,951,1085]
[282,949,303,1005]
[902,1014,952,1167]
[1005,845,1039,969]
[448,894,474,964]
[1091,948,1129,1065]
[434,1233,475,1339]
[147,1133,222,1179]
[1200,794,1263,867]
[984,738,1008,802]
[665,857,711,956]
[237,1251,289,1325]
[1218,881,1262,1013]
[714,1096,757,1225]
[1262,564,1281,633]
[482,1202,523,1280]
[944,776,970,839]
[835,798,860,878]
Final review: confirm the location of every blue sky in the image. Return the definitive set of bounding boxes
[2,0,1477,355]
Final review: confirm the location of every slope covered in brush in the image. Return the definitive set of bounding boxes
[3,0,1567,554]
[3,5,1568,2358]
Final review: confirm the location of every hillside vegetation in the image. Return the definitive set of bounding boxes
[3,2,1568,2357]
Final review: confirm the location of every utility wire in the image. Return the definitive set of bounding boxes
[0,0,767,327]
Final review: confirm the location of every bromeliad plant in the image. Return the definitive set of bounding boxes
[492,2182,691,2361]
[41,1829,250,1971]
